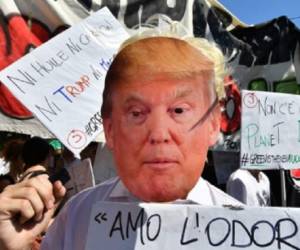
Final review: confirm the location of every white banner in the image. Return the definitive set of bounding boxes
[0,7,129,156]
[85,202,300,250]
[241,90,300,169]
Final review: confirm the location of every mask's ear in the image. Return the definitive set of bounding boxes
[208,104,221,146]
[103,118,114,150]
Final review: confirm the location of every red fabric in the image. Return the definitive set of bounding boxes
[220,76,241,134]
[23,17,51,43]
[0,15,43,118]
[290,169,300,180]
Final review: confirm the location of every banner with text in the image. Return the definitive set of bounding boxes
[85,202,300,250]
[241,90,300,169]
[0,7,129,156]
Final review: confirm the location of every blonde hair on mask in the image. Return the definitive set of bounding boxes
[101,21,229,118]
[121,20,228,99]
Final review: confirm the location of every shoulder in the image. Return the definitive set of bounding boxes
[228,169,251,185]
[260,172,270,182]
[203,179,244,206]
[226,172,247,195]
[229,169,247,178]
[67,176,120,208]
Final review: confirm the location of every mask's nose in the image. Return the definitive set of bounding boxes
[147,110,172,145]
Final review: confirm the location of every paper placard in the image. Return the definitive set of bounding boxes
[0,7,129,156]
[241,90,300,169]
[85,202,300,250]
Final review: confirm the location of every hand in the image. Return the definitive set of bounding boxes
[0,165,66,250]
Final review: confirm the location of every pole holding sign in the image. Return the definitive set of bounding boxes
[0,7,129,156]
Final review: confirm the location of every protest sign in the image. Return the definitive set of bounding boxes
[0,7,129,156]
[241,90,300,169]
[64,158,95,198]
[85,202,300,250]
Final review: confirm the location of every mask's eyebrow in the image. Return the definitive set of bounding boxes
[173,73,214,99]
[174,88,194,99]
[124,87,194,105]
[124,94,147,106]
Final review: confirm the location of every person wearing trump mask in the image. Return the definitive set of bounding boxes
[0,23,240,250]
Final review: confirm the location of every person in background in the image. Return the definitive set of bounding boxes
[80,141,99,165]
[0,153,9,176]
[0,174,15,193]
[22,137,53,173]
[0,136,65,250]
[92,142,117,185]
[2,139,25,182]
[49,139,64,176]
[227,168,270,206]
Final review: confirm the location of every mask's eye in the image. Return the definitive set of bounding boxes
[174,107,184,114]
[132,111,142,117]
[169,104,193,123]
[126,107,148,124]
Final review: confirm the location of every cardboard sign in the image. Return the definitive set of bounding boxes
[85,202,300,250]
[64,158,95,198]
[0,7,129,156]
[241,90,300,169]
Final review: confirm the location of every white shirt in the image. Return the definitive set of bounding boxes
[226,169,270,206]
[41,177,241,250]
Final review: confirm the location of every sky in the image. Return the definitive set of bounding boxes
[218,0,300,28]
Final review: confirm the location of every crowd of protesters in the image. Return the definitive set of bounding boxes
[0,133,299,208]
[0,134,99,249]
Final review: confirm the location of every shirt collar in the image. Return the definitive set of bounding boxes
[186,177,214,205]
[109,178,133,198]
